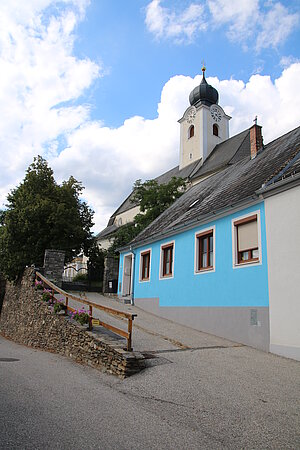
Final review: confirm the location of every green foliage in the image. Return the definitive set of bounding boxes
[53,301,65,314]
[0,156,94,280]
[42,290,52,302]
[108,176,186,254]
[108,222,139,255]
[71,308,90,325]
[86,241,105,282]
[72,272,88,282]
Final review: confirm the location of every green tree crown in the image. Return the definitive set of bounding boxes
[0,156,94,280]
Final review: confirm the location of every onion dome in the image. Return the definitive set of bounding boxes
[189,66,219,107]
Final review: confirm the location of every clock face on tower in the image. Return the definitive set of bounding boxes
[210,105,222,122]
[186,107,196,124]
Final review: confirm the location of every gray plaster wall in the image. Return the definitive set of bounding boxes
[134,297,269,352]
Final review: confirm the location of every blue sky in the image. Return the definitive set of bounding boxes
[75,0,300,126]
[0,0,300,232]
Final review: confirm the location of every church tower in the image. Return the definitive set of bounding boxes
[178,67,231,170]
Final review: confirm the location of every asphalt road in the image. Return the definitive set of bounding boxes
[1,335,299,450]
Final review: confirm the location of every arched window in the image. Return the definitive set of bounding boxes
[188,125,194,139]
[213,124,219,136]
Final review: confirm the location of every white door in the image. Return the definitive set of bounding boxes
[122,254,132,296]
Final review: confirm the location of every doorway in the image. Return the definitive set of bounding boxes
[122,253,133,296]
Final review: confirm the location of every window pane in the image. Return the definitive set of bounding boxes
[202,252,207,268]
[252,249,259,259]
[241,251,249,261]
[209,235,213,251]
[202,237,207,252]
[209,251,213,267]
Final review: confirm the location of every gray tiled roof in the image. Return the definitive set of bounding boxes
[95,224,118,240]
[128,125,300,248]
[189,129,250,179]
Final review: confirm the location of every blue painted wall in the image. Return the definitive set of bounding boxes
[118,203,269,307]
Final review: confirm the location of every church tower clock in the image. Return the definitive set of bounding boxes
[178,66,231,170]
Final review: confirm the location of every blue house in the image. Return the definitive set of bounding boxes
[117,71,300,359]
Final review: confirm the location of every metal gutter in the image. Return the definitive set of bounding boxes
[256,172,300,198]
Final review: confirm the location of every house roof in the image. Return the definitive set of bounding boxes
[127,125,300,249]
[98,127,252,241]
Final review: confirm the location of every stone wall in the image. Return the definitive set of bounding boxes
[0,268,145,378]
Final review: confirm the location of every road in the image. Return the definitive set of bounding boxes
[1,334,299,449]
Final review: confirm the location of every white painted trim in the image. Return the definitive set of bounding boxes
[194,225,216,275]
[231,210,262,269]
[159,240,175,280]
[122,252,134,296]
[139,248,152,283]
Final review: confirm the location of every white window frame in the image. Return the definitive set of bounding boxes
[139,248,152,283]
[232,210,262,269]
[159,240,175,280]
[194,225,216,275]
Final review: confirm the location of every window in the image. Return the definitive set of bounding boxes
[195,229,214,272]
[160,242,174,278]
[188,125,194,139]
[233,214,260,265]
[140,250,151,281]
[213,124,219,136]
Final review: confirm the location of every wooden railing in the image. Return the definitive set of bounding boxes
[35,272,136,351]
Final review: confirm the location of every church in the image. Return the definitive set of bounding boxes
[100,68,300,361]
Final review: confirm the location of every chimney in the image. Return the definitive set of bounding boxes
[250,122,263,159]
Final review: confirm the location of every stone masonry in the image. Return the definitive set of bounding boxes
[43,249,65,288]
[103,256,119,294]
[0,268,145,378]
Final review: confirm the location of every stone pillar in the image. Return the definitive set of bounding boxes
[103,256,119,294]
[43,249,65,288]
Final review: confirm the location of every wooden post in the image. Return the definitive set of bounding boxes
[88,305,93,331]
[127,317,133,351]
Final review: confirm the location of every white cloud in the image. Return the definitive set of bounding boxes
[51,64,300,232]
[145,0,207,43]
[256,3,299,51]
[208,0,258,44]
[0,0,100,203]
[1,0,300,236]
[208,0,299,51]
[145,1,299,50]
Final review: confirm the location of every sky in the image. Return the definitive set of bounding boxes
[0,0,300,233]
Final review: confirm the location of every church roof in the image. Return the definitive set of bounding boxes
[126,125,300,249]
[189,128,250,180]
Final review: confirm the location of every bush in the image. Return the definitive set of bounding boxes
[72,272,88,282]
[71,308,90,325]
[35,280,43,290]
[53,300,65,314]
[42,289,52,302]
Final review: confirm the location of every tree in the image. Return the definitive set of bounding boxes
[108,176,186,254]
[0,156,94,280]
